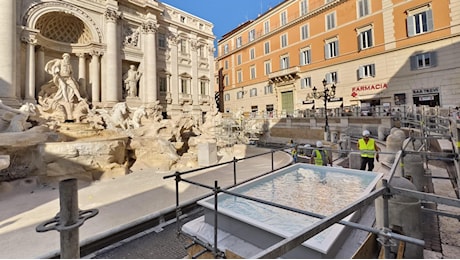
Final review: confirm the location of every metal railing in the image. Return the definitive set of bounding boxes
[164,106,460,258]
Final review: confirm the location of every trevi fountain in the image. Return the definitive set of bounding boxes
[0,53,265,193]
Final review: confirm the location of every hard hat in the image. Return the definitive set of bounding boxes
[362,130,370,136]
[316,141,323,147]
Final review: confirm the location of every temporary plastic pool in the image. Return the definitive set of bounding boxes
[182,163,383,258]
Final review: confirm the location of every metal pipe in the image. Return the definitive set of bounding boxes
[59,178,80,259]
[382,179,391,259]
[271,150,274,171]
[213,180,219,257]
[233,156,237,186]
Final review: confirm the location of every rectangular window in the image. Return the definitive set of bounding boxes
[250,88,257,97]
[200,80,207,95]
[300,0,308,16]
[198,45,206,58]
[237,54,242,65]
[158,33,166,48]
[264,61,271,75]
[300,48,311,66]
[223,44,229,54]
[357,64,376,79]
[224,60,228,69]
[250,48,255,60]
[181,78,188,93]
[281,34,288,48]
[264,85,273,94]
[281,11,287,26]
[264,21,270,34]
[159,77,167,92]
[250,66,256,79]
[325,71,338,84]
[224,75,229,86]
[237,70,243,83]
[301,24,309,40]
[300,77,311,89]
[407,7,433,37]
[410,52,436,70]
[180,39,187,53]
[236,36,242,48]
[237,91,244,99]
[357,0,370,17]
[249,29,256,42]
[280,56,290,69]
[358,28,373,50]
[325,38,339,59]
[326,12,336,30]
[264,41,270,54]
[224,93,230,101]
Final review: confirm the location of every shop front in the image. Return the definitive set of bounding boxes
[412,87,440,107]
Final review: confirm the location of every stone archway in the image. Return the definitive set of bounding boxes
[35,12,93,45]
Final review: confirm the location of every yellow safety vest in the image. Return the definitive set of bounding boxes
[358,138,376,158]
[314,150,328,166]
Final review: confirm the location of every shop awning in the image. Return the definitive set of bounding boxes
[302,100,315,110]
[315,100,343,109]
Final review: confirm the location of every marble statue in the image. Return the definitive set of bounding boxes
[45,53,84,103]
[127,105,147,129]
[123,65,142,98]
[38,53,89,122]
[0,101,35,132]
[93,102,130,130]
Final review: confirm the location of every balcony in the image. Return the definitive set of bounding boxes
[199,94,211,105]
[179,93,192,105]
[268,66,300,84]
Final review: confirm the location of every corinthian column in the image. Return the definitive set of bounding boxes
[22,33,38,103]
[103,8,120,103]
[90,50,102,103]
[77,53,87,97]
[0,0,18,105]
[142,17,158,103]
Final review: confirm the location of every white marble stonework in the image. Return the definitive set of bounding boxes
[1,0,215,122]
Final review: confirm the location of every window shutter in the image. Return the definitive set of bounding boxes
[326,73,332,83]
[324,44,329,59]
[371,64,376,77]
[335,40,339,56]
[301,78,305,88]
[426,9,433,32]
[369,30,373,47]
[358,34,362,51]
[300,52,304,65]
[430,52,437,67]
[307,50,311,64]
[410,55,417,70]
[407,16,415,37]
[358,66,363,80]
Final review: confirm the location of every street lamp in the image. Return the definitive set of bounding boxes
[312,79,336,141]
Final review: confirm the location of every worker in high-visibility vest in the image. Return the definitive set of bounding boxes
[358,130,380,171]
[310,141,332,166]
[291,146,298,163]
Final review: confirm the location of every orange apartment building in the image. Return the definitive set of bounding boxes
[216,0,460,117]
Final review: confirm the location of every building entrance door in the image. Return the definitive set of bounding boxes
[281,91,294,116]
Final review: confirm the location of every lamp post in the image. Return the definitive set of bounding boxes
[312,79,336,141]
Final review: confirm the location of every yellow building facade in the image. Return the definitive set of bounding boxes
[216,0,460,117]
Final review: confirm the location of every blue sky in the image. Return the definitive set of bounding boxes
[162,0,284,41]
